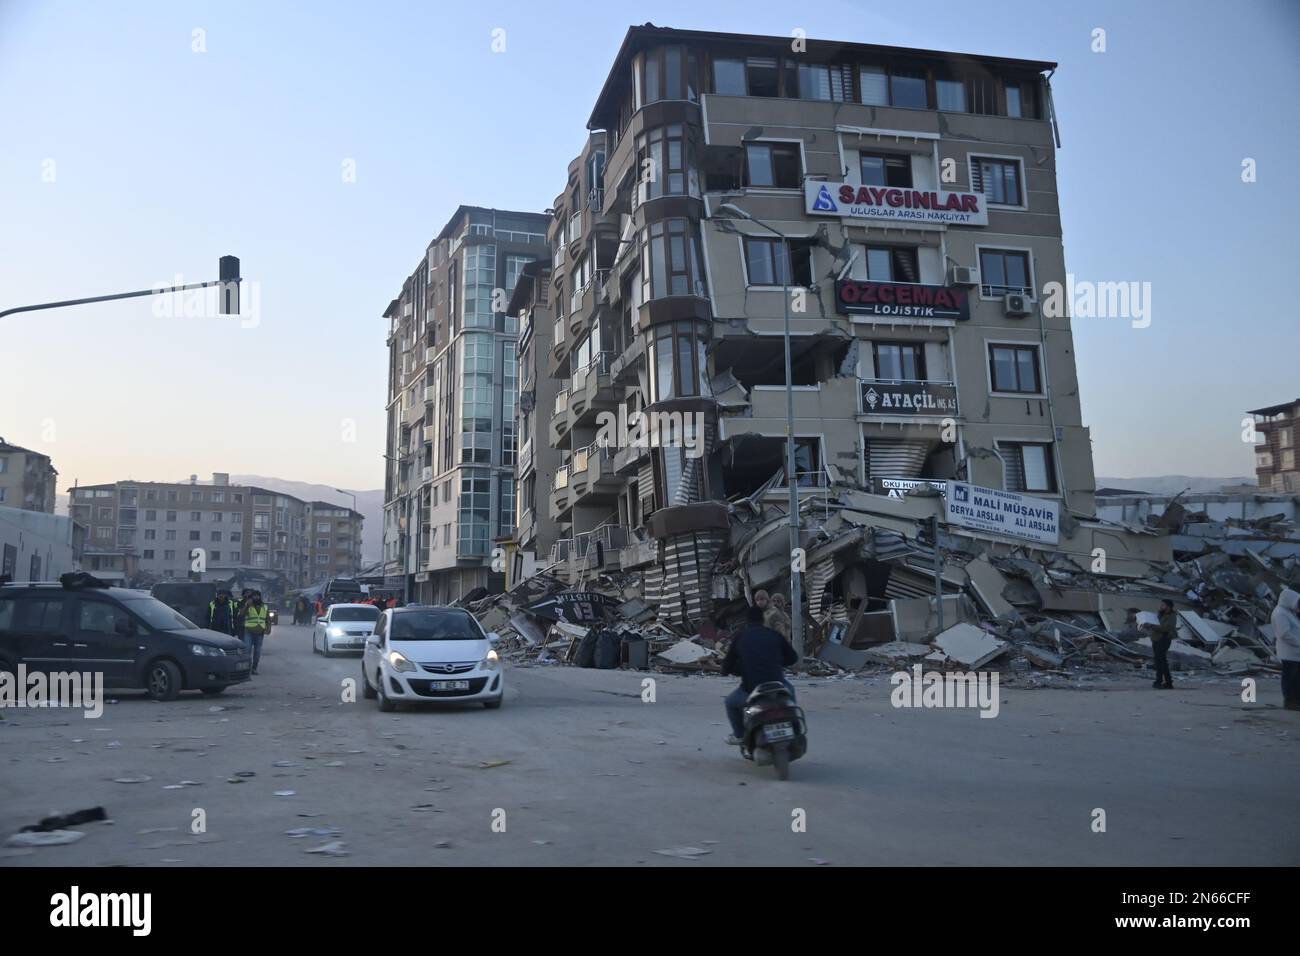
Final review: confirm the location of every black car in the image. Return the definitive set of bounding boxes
[0,581,251,700]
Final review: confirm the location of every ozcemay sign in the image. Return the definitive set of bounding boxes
[806,182,988,227]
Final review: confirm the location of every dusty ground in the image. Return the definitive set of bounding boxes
[1,622,1297,866]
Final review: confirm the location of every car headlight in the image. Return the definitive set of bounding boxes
[328,626,345,638]
[190,643,223,657]
[481,649,500,670]
[387,650,417,673]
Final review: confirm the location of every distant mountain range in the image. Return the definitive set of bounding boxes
[1095,475,1257,496]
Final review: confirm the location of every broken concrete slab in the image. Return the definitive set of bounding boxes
[861,642,932,665]
[931,622,1009,668]
[816,641,871,671]
[965,556,1018,619]
[656,640,714,665]
[1022,645,1064,669]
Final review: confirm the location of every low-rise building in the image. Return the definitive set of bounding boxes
[1249,399,1300,492]
[0,438,58,513]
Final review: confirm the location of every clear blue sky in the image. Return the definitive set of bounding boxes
[2,0,1297,490]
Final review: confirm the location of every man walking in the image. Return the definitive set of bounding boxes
[208,590,236,636]
[721,604,798,745]
[242,591,270,675]
[1271,588,1300,710]
[1149,599,1177,689]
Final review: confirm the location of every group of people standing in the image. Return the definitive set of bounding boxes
[206,589,270,675]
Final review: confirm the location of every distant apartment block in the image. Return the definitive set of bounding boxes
[0,438,58,513]
[382,206,550,603]
[71,472,362,587]
[1250,399,1300,492]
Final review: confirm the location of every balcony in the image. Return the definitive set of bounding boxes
[548,464,572,520]
[572,524,629,572]
[424,385,436,403]
[569,352,617,426]
[421,466,433,484]
[425,346,437,365]
[568,212,582,246]
[612,437,649,475]
[618,532,658,569]
[422,424,434,444]
[610,334,645,385]
[568,441,622,504]
[549,386,572,446]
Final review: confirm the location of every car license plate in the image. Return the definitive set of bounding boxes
[234,661,250,671]
[764,722,794,741]
[432,680,470,691]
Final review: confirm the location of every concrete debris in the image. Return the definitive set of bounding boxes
[932,623,1010,669]
[467,480,1297,682]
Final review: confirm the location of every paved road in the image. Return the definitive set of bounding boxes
[2,623,1298,866]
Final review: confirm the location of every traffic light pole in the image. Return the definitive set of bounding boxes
[0,256,241,320]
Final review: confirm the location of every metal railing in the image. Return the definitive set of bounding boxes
[553,465,570,491]
[554,387,570,414]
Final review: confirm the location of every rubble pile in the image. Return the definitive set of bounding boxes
[466,485,1299,682]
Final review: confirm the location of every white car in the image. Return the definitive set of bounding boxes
[313,603,381,657]
[361,606,503,711]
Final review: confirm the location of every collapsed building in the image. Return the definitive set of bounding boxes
[481,26,1296,681]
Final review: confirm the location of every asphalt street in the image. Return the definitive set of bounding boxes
[2,622,1297,866]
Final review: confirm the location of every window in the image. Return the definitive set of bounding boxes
[191,491,203,502]
[970,157,1023,206]
[744,237,814,287]
[642,219,706,299]
[230,532,242,542]
[23,598,66,632]
[210,531,222,542]
[858,64,929,108]
[95,526,112,540]
[457,469,492,556]
[253,512,271,531]
[164,550,176,561]
[713,56,778,97]
[873,343,926,381]
[988,344,1042,394]
[190,511,201,521]
[935,77,966,112]
[790,438,823,487]
[1000,442,1056,493]
[794,62,849,101]
[189,531,201,541]
[636,124,693,200]
[860,152,912,188]
[145,509,156,521]
[165,530,177,541]
[979,249,1032,296]
[745,142,801,188]
[317,538,329,548]
[144,529,156,540]
[229,513,240,524]
[649,321,710,403]
[864,245,919,283]
[1004,80,1038,118]
[210,551,221,561]
[78,601,131,635]
[143,549,155,560]
[638,45,699,106]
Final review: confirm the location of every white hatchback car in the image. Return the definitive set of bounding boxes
[313,603,381,657]
[361,605,503,711]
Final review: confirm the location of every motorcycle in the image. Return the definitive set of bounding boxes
[740,681,808,780]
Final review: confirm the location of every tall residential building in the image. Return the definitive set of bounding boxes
[540,25,1097,623]
[505,257,565,578]
[0,438,58,513]
[382,206,550,603]
[1249,399,1300,492]
[306,501,365,578]
[70,473,360,588]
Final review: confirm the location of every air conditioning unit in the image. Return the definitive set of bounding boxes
[948,265,978,287]
[1003,293,1034,317]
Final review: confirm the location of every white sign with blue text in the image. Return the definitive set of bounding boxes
[944,481,1060,546]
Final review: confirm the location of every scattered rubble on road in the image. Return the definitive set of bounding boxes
[468,485,1298,684]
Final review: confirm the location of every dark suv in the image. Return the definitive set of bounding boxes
[0,582,251,700]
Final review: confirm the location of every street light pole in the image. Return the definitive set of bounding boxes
[717,203,804,659]
[1,257,241,320]
[335,488,358,574]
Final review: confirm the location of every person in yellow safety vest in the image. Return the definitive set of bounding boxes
[243,591,270,675]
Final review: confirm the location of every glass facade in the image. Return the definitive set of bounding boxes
[464,244,497,328]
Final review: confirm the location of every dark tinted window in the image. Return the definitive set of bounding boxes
[332,607,380,623]
[78,600,132,634]
[388,610,482,642]
[21,598,66,632]
[0,597,14,631]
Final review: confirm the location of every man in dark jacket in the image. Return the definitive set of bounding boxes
[208,590,236,636]
[1149,599,1177,689]
[721,604,799,744]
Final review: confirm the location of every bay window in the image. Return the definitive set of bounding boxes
[641,218,706,299]
[648,321,710,403]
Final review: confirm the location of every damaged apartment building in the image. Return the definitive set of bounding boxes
[505,24,1170,631]
[382,206,550,603]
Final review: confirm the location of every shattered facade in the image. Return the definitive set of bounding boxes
[533,25,1096,620]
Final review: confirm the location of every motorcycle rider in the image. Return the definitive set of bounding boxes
[721,603,798,746]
